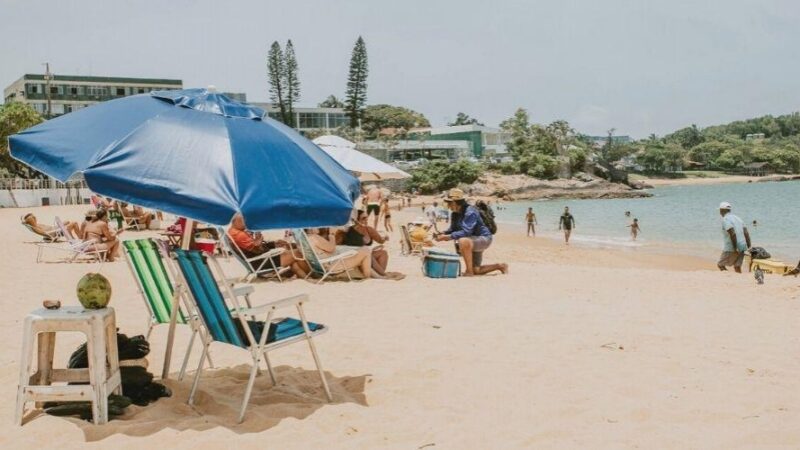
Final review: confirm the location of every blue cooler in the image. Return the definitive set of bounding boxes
[422,248,461,278]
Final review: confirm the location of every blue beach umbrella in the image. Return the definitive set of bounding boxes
[9,88,360,229]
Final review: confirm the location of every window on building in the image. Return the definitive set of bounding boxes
[137,88,145,94]
[70,86,78,95]
[50,86,59,94]
[86,86,107,96]
[116,87,125,96]
[64,105,74,113]
[28,84,39,94]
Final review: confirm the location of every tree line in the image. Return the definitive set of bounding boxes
[267,36,369,129]
[604,113,800,174]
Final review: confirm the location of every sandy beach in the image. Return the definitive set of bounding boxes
[1,204,799,449]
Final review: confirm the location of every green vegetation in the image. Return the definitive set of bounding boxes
[448,112,483,126]
[266,40,302,126]
[283,40,301,127]
[345,36,369,128]
[0,102,44,178]
[361,104,430,136]
[498,108,590,179]
[606,113,800,174]
[407,160,482,194]
[318,95,345,108]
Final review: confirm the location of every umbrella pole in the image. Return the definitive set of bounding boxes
[163,219,194,379]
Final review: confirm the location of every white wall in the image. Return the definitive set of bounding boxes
[0,188,92,208]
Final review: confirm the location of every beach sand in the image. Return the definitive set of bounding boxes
[1,205,798,449]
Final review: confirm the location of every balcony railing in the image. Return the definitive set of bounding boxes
[0,178,88,190]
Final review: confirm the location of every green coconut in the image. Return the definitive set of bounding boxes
[76,273,112,309]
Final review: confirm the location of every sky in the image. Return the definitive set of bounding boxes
[1,0,799,137]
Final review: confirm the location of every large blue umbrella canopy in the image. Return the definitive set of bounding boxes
[9,88,360,229]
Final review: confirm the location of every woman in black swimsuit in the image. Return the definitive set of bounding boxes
[337,209,390,275]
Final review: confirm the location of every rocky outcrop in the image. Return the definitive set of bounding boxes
[459,173,652,201]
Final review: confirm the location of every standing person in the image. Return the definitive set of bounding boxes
[426,201,439,224]
[379,199,394,233]
[525,207,538,237]
[365,185,383,228]
[558,206,575,244]
[435,188,508,276]
[717,202,751,273]
[628,218,641,240]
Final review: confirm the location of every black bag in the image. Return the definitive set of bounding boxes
[749,246,770,260]
[474,201,497,235]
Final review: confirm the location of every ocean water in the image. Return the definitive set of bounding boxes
[493,180,800,261]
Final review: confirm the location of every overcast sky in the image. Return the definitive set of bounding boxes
[2,0,798,137]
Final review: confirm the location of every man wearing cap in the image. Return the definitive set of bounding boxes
[718,201,751,273]
[435,188,508,276]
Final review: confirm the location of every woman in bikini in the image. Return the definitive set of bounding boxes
[82,209,123,261]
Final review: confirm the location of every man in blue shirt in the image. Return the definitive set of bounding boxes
[717,201,751,273]
[435,188,508,276]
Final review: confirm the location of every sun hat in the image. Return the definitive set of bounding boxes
[443,188,466,202]
[719,201,732,210]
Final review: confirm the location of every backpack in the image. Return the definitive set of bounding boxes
[474,201,497,235]
[749,246,770,260]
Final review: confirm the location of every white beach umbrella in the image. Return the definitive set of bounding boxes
[313,135,411,181]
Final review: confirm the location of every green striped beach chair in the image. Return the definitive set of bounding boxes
[122,239,212,380]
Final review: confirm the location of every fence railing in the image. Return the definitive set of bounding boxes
[0,178,88,190]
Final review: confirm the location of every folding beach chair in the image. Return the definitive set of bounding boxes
[290,229,357,283]
[173,249,331,423]
[217,228,290,282]
[35,217,107,263]
[123,239,212,380]
[400,224,423,256]
[114,203,144,231]
[21,216,62,242]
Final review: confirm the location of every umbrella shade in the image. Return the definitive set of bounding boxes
[313,135,411,181]
[10,89,360,229]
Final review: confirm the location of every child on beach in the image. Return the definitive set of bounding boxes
[628,218,641,240]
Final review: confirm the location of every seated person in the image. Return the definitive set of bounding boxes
[82,209,123,261]
[227,214,306,278]
[336,209,391,276]
[306,228,381,279]
[90,195,113,211]
[22,213,80,241]
[118,202,152,229]
[408,218,435,248]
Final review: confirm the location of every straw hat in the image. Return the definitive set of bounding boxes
[443,188,465,202]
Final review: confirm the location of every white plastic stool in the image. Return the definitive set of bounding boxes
[15,307,122,425]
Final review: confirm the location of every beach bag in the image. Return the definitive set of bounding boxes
[749,247,770,260]
[474,201,497,235]
[422,248,461,278]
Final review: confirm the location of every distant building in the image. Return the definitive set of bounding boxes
[357,139,472,162]
[409,124,510,158]
[745,133,765,141]
[222,92,247,102]
[587,135,633,148]
[742,162,771,176]
[251,103,350,131]
[3,73,183,117]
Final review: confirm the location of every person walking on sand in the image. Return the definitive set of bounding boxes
[435,188,508,276]
[365,185,383,228]
[628,218,641,240]
[559,206,575,244]
[379,198,394,233]
[525,207,538,237]
[717,202,751,273]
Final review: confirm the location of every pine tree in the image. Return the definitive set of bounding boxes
[284,40,301,127]
[267,41,288,124]
[345,36,368,128]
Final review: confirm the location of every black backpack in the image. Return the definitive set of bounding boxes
[474,201,497,235]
